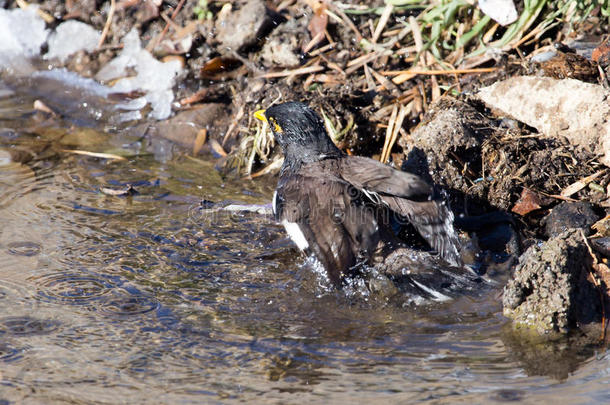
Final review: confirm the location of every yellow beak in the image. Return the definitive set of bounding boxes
[253,109,267,122]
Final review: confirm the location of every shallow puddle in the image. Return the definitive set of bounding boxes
[0,77,608,404]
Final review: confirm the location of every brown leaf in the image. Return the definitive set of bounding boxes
[511,188,543,216]
[308,2,328,38]
[193,129,207,155]
[209,139,227,157]
[304,1,328,53]
[200,57,242,78]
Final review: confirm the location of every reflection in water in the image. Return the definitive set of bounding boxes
[0,79,608,404]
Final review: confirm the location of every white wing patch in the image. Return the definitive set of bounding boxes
[281,220,309,250]
[272,190,277,216]
[411,280,451,302]
[362,188,382,205]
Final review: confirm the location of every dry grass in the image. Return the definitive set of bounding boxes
[222,0,608,173]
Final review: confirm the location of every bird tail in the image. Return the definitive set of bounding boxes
[382,197,463,267]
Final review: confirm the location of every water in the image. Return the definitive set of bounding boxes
[0,79,609,404]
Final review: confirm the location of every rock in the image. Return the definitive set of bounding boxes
[591,237,610,258]
[149,104,226,149]
[477,76,610,167]
[215,0,267,52]
[542,201,599,237]
[537,51,598,82]
[502,229,600,334]
[259,16,304,68]
[260,38,300,68]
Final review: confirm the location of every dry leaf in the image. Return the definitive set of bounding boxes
[209,139,227,157]
[561,170,606,197]
[511,188,543,216]
[200,57,242,78]
[304,1,328,53]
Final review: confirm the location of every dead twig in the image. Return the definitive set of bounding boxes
[371,3,393,44]
[147,0,186,52]
[381,103,409,164]
[381,67,498,76]
[222,104,245,146]
[380,104,398,163]
[561,170,607,198]
[61,149,126,161]
[16,0,54,23]
[179,88,209,106]
[326,5,362,42]
[257,65,325,79]
[97,0,117,49]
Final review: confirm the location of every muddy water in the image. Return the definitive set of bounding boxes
[0,80,609,404]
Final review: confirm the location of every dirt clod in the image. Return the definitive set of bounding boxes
[542,201,600,238]
[214,0,267,53]
[502,229,600,334]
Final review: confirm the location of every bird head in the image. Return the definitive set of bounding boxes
[254,102,343,169]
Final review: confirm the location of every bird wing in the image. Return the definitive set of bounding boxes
[381,196,462,267]
[339,156,432,199]
[338,156,462,266]
[275,172,379,285]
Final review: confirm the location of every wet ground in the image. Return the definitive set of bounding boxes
[1,79,610,404]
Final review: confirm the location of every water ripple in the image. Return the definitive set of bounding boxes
[6,241,42,257]
[28,272,113,305]
[97,295,160,318]
[0,342,24,362]
[0,316,60,336]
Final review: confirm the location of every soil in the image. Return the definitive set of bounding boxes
[503,229,601,334]
[5,0,610,338]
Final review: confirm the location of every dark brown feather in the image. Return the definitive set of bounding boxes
[339,156,432,199]
[338,156,462,266]
[276,160,381,284]
[266,102,462,285]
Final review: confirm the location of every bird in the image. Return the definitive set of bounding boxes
[254,101,462,287]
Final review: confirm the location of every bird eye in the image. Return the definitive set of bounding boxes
[269,117,283,133]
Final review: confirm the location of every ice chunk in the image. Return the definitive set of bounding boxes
[0,6,48,73]
[32,68,111,97]
[0,7,48,57]
[45,20,101,62]
[96,29,182,120]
